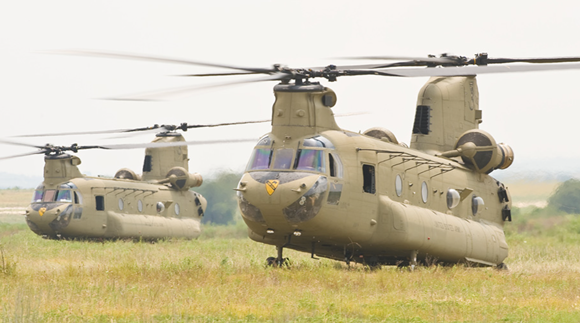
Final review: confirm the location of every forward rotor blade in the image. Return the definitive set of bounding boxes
[0,151,46,161]
[375,63,580,77]
[104,72,287,101]
[0,139,48,149]
[99,138,257,150]
[48,50,276,74]
[342,55,458,64]
[186,119,270,129]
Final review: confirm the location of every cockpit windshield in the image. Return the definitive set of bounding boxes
[272,148,294,169]
[56,190,73,202]
[246,135,334,174]
[31,182,80,204]
[295,149,325,172]
[32,190,43,203]
[247,148,272,170]
[42,190,57,202]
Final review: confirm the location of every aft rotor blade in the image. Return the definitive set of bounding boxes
[49,50,276,74]
[376,63,580,77]
[104,73,287,101]
[485,57,580,64]
[187,119,270,129]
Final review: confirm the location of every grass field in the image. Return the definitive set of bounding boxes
[1,186,580,322]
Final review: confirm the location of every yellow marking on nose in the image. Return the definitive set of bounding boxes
[39,207,47,216]
[266,180,280,195]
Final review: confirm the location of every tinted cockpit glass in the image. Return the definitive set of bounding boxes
[43,190,57,202]
[295,149,325,172]
[31,190,44,203]
[56,190,72,202]
[272,148,294,169]
[247,148,272,170]
[303,136,335,149]
[256,135,272,146]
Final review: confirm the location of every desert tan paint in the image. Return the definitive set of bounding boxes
[25,134,207,240]
[238,78,512,268]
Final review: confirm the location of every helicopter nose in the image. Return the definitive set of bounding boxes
[237,172,327,226]
[26,204,73,236]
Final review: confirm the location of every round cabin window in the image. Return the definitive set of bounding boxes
[118,198,124,211]
[137,200,143,212]
[395,175,403,197]
[421,182,428,203]
[447,189,460,209]
[156,202,165,213]
[472,196,485,216]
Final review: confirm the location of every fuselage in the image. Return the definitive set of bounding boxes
[237,81,512,267]
[26,176,207,240]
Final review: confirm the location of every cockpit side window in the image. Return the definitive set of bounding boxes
[295,149,326,172]
[247,148,273,170]
[272,148,294,169]
[43,190,57,202]
[329,153,343,178]
[74,191,83,205]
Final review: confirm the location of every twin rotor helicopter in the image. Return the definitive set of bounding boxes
[4,50,580,269]
[0,121,262,240]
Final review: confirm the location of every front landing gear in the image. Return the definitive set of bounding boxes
[266,245,289,267]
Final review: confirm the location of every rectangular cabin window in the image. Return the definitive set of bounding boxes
[95,196,105,211]
[362,165,376,194]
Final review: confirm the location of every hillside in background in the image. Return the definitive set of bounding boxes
[0,172,42,189]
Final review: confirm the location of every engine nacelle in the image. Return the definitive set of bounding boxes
[363,127,399,145]
[165,167,203,190]
[114,168,141,181]
[440,130,514,174]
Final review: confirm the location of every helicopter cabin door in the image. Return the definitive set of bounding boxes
[348,162,378,243]
[88,187,108,237]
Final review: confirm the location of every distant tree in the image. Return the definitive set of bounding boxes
[194,171,242,225]
[548,179,580,214]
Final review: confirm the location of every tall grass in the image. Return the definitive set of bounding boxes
[1,224,580,322]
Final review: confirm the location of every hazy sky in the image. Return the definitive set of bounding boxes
[1,1,579,182]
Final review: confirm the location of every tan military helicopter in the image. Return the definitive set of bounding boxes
[0,122,259,240]
[42,51,580,268]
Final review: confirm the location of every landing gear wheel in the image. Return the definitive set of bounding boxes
[265,245,290,267]
[496,262,508,271]
[265,257,290,267]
